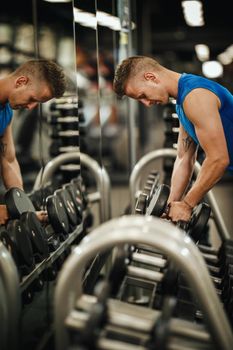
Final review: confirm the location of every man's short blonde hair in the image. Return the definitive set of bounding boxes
[13,59,66,98]
[113,56,162,98]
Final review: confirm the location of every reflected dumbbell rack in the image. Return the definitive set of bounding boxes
[47,96,83,183]
[20,221,83,293]
[0,242,20,350]
[0,173,95,350]
[33,151,112,292]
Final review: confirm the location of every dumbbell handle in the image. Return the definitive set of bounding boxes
[177,220,189,231]
[0,204,48,225]
[0,204,9,225]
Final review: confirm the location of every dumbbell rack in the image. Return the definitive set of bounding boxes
[54,216,233,350]
[129,148,230,241]
[48,96,81,182]
[19,222,84,292]
[33,151,112,294]
[163,101,179,150]
[162,102,179,184]
[0,176,90,350]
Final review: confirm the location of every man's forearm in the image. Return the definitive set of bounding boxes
[1,159,23,189]
[183,157,227,208]
[168,156,194,202]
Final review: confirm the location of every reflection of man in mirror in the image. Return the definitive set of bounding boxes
[0,59,66,224]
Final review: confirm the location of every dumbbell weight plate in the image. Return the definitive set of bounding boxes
[188,203,211,243]
[46,195,70,235]
[55,188,79,229]
[146,184,170,217]
[19,212,49,261]
[135,192,148,214]
[63,183,83,222]
[71,177,88,208]
[6,219,35,272]
[5,187,35,218]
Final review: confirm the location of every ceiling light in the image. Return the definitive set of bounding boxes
[217,44,233,65]
[73,8,97,29]
[43,0,72,3]
[182,1,204,27]
[195,44,209,61]
[97,11,121,31]
[217,52,232,65]
[225,44,233,57]
[73,7,135,31]
[202,61,223,78]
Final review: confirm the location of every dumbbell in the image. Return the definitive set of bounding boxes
[72,283,176,350]
[66,290,213,350]
[49,140,80,157]
[47,115,79,130]
[46,192,70,240]
[145,184,211,243]
[62,182,83,224]
[132,237,233,311]
[135,171,160,215]
[49,129,80,143]
[4,187,67,250]
[54,187,79,232]
[0,189,51,276]
[0,221,35,277]
[71,177,88,209]
[29,183,57,210]
[103,245,178,308]
[175,247,233,322]
[50,102,78,116]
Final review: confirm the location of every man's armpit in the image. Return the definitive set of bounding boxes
[182,135,194,152]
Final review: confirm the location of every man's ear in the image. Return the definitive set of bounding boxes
[15,76,29,88]
[144,72,157,82]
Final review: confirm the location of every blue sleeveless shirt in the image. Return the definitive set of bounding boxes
[176,73,233,171]
[0,102,13,136]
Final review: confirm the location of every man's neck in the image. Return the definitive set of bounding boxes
[163,68,181,99]
[0,76,10,105]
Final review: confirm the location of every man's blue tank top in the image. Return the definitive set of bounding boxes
[176,73,233,171]
[0,102,13,136]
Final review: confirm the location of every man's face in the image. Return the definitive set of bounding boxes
[124,72,169,107]
[9,76,53,110]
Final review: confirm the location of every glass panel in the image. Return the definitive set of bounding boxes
[35,0,79,184]
[73,0,102,170]
[96,0,138,215]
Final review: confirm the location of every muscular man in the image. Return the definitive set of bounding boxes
[113,55,233,222]
[0,59,66,224]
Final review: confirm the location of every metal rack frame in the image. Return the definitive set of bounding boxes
[54,215,233,350]
[0,242,21,350]
[33,152,111,223]
[129,148,230,240]
[20,223,83,292]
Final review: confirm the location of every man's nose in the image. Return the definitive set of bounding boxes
[27,102,39,110]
